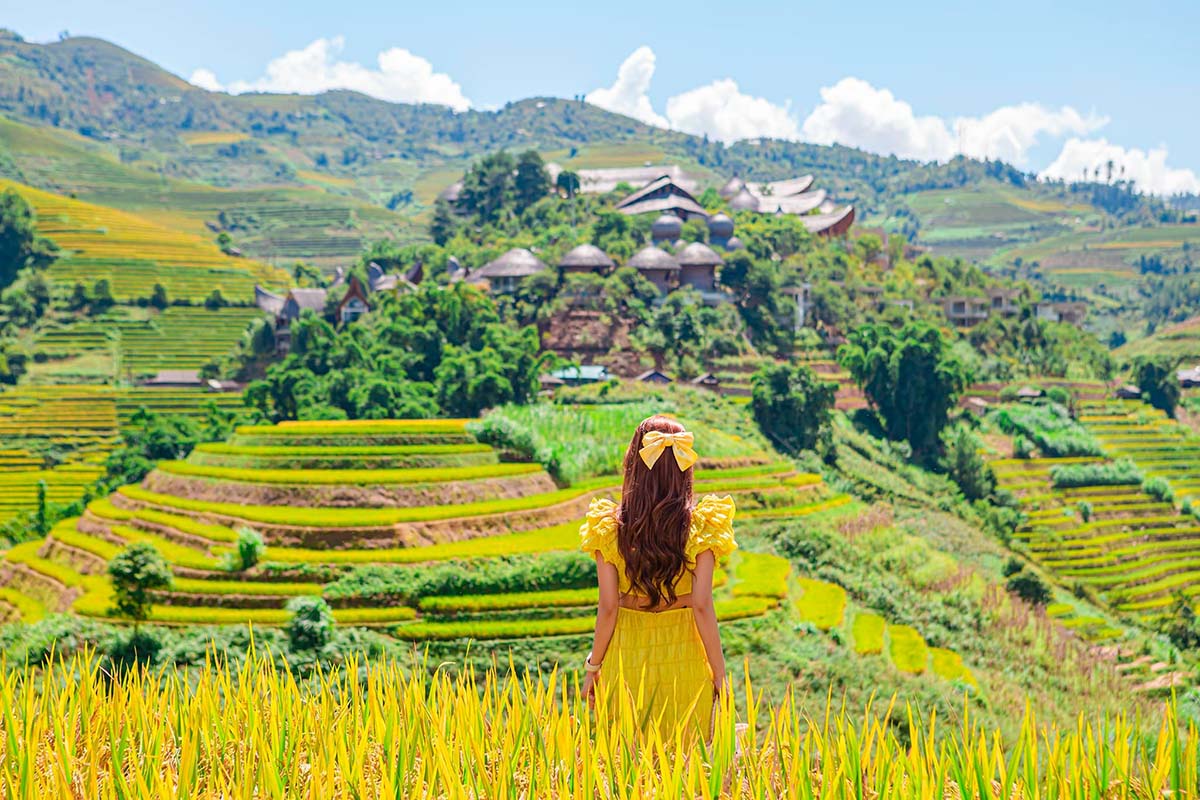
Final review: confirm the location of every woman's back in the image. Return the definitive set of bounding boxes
[579,493,736,598]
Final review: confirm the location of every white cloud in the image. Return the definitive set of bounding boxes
[190,36,470,111]
[188,68,223,92]
[800,77,952,161]
[799,77,1103,165]
[1040,138,1200,195]
[665,79,800,142]
[585,46,668,128]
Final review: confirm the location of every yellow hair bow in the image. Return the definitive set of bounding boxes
[638,430,698,472]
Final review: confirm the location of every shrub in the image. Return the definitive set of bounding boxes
[1001,557,1023,578]
[941,425,995,502]
[1142,476,1175,504]
[323,552,596,605]
[1077,501,1093,522]
[1046,387,1071,407]
[991,404,1102,457]
[286,597,334,653]
[1006,569,1051,606]
[1050,459,1143,489]
[232,527,264,571]
[1013,435,1034,459]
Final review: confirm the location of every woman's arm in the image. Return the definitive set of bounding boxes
[690,550,727,693]
[582,553,620,699]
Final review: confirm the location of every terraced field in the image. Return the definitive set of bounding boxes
[1080,399,1200,509]
[33,306,264,378]
[1,178,288,302]
[711,355,867,411]
[0,385,246,523]
[0,418,821,633]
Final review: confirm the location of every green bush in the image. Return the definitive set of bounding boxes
[323,552,596,605]
[286,597,335,653]
[1006,569,1051,606]
[231,527,264,571]
[990,403,1102,457]
[1050,459,1143,488]
[1142,476,1175,504]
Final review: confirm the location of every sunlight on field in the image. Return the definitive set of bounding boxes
[180,130,250,146]
[0,651,1193,798]
[295,169,357,187]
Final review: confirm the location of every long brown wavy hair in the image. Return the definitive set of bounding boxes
[616,415,695,606]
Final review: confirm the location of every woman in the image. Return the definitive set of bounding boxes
[579,414,736,736]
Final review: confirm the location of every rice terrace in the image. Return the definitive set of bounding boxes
[0,4,1199,796]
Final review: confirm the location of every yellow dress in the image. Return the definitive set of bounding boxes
[579,494,737,736]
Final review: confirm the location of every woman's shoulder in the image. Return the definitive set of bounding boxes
[579,496,619,557]
[687,494,737,560]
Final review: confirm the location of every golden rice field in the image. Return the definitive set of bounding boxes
[0,651,1193,799]
[0,178,288,301]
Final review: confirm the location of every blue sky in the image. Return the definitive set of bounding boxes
[7,0,1199,193]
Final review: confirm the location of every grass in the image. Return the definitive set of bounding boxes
[852,612,885,655]
[929,647,978,687]
[0,650,1197,797]
[731,552,790,599]
[887,624,929,674]
[794,578,847,631]
[418,587,599,613]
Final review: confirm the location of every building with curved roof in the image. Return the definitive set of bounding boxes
[725,236,745,251]
[651,213,683,243]
[558,244,614,275]
[627,245,679,295]
[729,187,760,212]
[616,175,706,219]
[676,242,724,294]
[473,248,549,293]
[801,206,856,237]
[719,176,746,198]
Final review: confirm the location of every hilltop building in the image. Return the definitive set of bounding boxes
[471,248,549,293]
[627,245,680,295]
[255,266,410,355]
[557,244,614,276]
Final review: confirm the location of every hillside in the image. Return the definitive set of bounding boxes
[0,392,1173,739]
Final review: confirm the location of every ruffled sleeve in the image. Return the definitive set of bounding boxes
[580,497,622,565]
[686,494,737,565]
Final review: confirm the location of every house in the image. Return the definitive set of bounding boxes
[615,175,707,219]
[335,275,371,325]
[691,373,721,390]
[1115,385,1142,400]
[472,248,549,294]
[635,369,672,384]
[1016,386,1044,401]
[963,397,990,416]
[1178,366,1200,388]
[675,242,724,297]
[1036,301,1087,325]
[138,369,203,388]
[940,295,990,327]
[627,246,680,295]
[549,365,611,386]
[558,244,614,276]
[986,287,1021,317]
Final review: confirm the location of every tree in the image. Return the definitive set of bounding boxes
[458,151,515,225]
[286,596,334,653]
[149,283,169,310]
[838,321,969,461]
[108,543,172,633]
[1005,568,1050,606]
[90,279,115,315]
[750,363,837,455]
[204,289,228,310]
[1132,354,1180,417]
[215,231,234,254]
[941,425,995,501]
[0,189,51,289]
[429,199,456,246]
[513,150,550,212]
[555,170,580,199]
